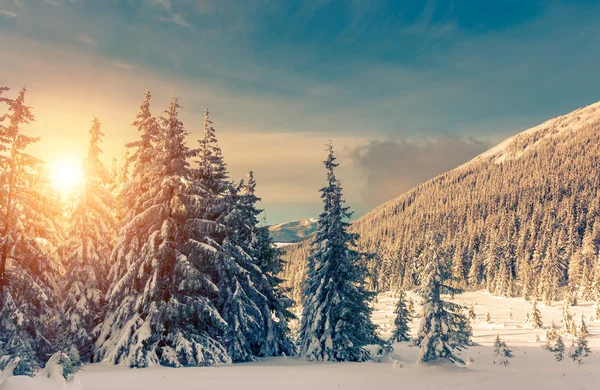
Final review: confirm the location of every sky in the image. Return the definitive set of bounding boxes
[1,0,600,223]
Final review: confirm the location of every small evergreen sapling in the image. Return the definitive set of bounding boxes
[486,311,492,323]
[468,304,476,320]
[579,314,589,338]
[561,302,577,336]
[553,335,565,361]
[493,334,513,366]
[526,300,543,329]
[569,334,591,364]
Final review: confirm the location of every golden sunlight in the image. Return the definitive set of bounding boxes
[49,158,84,196]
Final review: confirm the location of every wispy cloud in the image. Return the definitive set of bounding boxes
[157,13,190,28]
[112,61,134,70]
[150,0,170,9]
[44,0,60,6]
[0,9,17,18]
[76,33,96,45]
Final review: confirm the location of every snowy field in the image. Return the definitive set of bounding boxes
[3,290,600,390]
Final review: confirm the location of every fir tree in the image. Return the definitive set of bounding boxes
[553,335,565,361]
[539,239,563,306]
[467,304,476,320]
[119,90,160,218]
[217,175,295,361]
[413,232,471,365]
[576,334,591,361]
[96,97,229,368]
[61,117,115,363]
[493,334,513,366]
[486,311,492,324]
[578,314,589,338]
[568,334,591,364]
[451,247,467,290]
[578,227,596,300]
[526,300,543,329]
[0,87,64,373]
[390,290,412,342]
[299,142,380,362]
[560,302,576,336]
[565,289,578,306]
[243,172,297,358]
[196,108,228,199]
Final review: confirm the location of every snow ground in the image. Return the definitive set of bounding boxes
[3,290,600,389]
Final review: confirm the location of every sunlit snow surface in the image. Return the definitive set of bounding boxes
[3,290,600,389]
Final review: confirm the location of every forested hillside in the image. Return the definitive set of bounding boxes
[282,101,600,305]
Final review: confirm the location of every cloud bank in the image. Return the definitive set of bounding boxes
[348,135,491,208]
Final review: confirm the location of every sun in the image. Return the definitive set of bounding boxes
[49,158,84,196]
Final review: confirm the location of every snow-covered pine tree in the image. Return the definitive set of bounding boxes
[493,334,513,366]
[61,117,115,364]
[390,290,412,342]
[239,171,296,358]
[96,96,229,368]
[494,218,516,297]
[299,142,380,362]
[216,174,295,362]
[554,335,565,361]
[451,246,467,290]
[483,234,499,293]
[565,289,578,306]
[413,232,471,365]
[560,302,577,336]
[539,237,564,306]
[407,297,416,318]
[578,225,597,300]
[196,108,228,201]
[568,333,590,364]
[118,89,160,222]
[467,304,476,320]
[468,251,485,288]
[568,251,583,299]
[0,87,64,373]
[526,300,543,329]
[192,111,295,362]
[579,314,589,338]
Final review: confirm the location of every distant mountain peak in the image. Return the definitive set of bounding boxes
[269,218,318,243]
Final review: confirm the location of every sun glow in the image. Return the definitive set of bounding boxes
[49,158,84,196]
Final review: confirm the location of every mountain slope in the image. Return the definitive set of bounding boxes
[269,218,318,243]
[282,101,600,304]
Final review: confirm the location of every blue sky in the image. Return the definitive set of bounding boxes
[1,0,600,223]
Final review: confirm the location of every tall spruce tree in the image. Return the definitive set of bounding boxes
[96,97,229,368]
[390,290,412,342]
[118,89,160,222]
[239,171,296,358]
[299,142,379,362]
[61,117,115,363]
[0,87,64,373]
[216,177,295,362]
[414,232,471,365]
